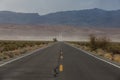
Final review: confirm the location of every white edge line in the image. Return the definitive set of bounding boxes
[0,43,54,67]
[65,43,120,69]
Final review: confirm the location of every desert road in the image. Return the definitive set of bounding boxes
[0,42,120,80]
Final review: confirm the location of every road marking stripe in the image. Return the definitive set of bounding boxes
[60,55,64,60]
[59,64,64,72]
[66,43,120,69]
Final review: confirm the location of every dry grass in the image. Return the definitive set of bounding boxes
[113,54,120,63]
[103,53,113,60]
[69,38,120,63]
[0,41,50,61]
[96,49,105,56]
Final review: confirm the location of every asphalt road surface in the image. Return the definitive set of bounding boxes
[0,42,120,80]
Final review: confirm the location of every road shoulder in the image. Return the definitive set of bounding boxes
[65,42,120,69]
[0,43,55,67]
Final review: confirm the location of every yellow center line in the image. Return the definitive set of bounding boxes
[59,64,64,72]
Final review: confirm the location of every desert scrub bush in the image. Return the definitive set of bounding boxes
[69,37,120,63]
[113,54,120,63]
[0,41,49,52]
[103,53,113,60]
[89,35,110,51]
[0,53,4,61]
[107,43,120,54]
[78,42,89,47]
[0,52,10,60]
[53,38,58,42]
[4,52,16,58]
[96,49,105,56]
[0,41,50,61]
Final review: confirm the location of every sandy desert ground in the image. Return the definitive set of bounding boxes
[0,24,120,42]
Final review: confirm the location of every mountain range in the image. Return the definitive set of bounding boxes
[0,8,120,27]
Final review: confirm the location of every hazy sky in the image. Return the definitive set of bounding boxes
[0,0,120,15]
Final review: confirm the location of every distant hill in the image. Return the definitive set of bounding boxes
[0,8,120,27]
[0,11,40,24]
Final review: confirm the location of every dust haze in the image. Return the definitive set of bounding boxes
[0,24,120,42]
